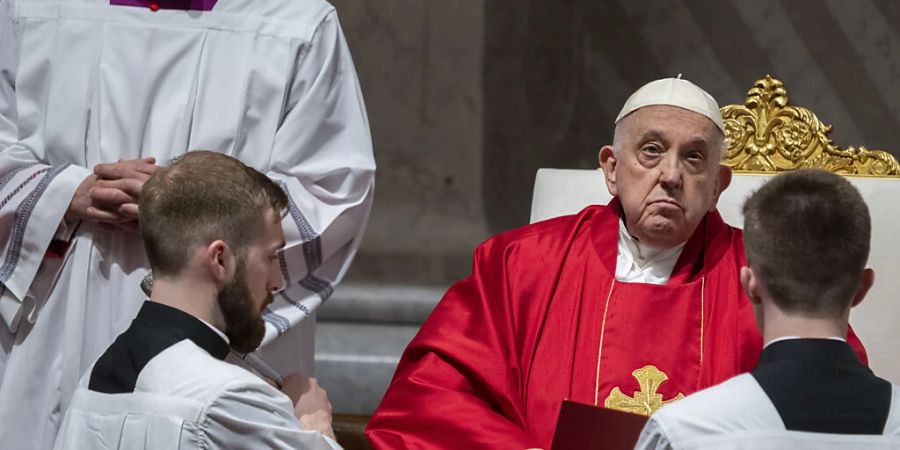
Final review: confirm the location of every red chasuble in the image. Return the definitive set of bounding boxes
[367,199,867,450]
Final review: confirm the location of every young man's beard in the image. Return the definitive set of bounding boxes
[217,258,269,354]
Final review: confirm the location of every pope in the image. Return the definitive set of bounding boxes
[365,77,867,449]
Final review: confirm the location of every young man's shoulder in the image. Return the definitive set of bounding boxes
[136,339,273,403]
[882,384,900,436]
[644,377,900,448]
[646,374,782,446]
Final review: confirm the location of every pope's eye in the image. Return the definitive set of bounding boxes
[686,150,705,161]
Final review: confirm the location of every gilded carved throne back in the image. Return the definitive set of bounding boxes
[721,75,900,177]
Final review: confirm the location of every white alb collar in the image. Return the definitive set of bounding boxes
[615,219,686,284]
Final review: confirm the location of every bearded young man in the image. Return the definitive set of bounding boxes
[366,78,867,450]
[53,151,341,450]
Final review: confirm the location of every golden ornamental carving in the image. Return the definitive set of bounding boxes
[603,365,684,416]
[721,75,900,177]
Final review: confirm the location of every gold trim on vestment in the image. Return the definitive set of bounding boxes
[593,277,705,409]
[700,276,705,367]
[593,279,616,406]
[604,365,685,415]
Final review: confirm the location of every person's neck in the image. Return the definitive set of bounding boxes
[619,219,682,259]
[149,273,225,333]
[761,301,849,345]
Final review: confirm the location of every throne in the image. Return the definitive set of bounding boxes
[530,75,900,382]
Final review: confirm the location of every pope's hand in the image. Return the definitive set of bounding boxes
[281,373,336,440]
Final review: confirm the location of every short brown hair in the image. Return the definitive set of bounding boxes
[742,169,870,317]
[140,151,288,276]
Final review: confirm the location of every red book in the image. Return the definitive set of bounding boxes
[551,400,649,450]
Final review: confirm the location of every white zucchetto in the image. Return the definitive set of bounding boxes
[615,76,725,133]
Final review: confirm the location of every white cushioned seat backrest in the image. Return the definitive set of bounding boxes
[530,168,900,383]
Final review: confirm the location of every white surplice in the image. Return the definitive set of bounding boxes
[636,374,900,450]
[55,340,342,450]
[615,219,685,284]
[0,0,375,448]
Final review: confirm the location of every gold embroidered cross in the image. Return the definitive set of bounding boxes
[604,365,684,416]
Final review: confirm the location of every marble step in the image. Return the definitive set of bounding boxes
[318,282,447,325]
[315,320,420,415]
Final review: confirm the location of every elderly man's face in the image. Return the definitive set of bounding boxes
[599,105,731,249]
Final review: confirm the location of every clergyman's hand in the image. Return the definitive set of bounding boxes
[91,157,158,220]
[65,174,132,224]
[281,373,335,440]
[90,178,144,220]
[93,157,157,181]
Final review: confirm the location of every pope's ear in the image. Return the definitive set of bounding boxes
[599,145,618,197]
[710,164,732,210]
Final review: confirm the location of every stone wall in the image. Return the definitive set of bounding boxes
[331,0,487,286]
